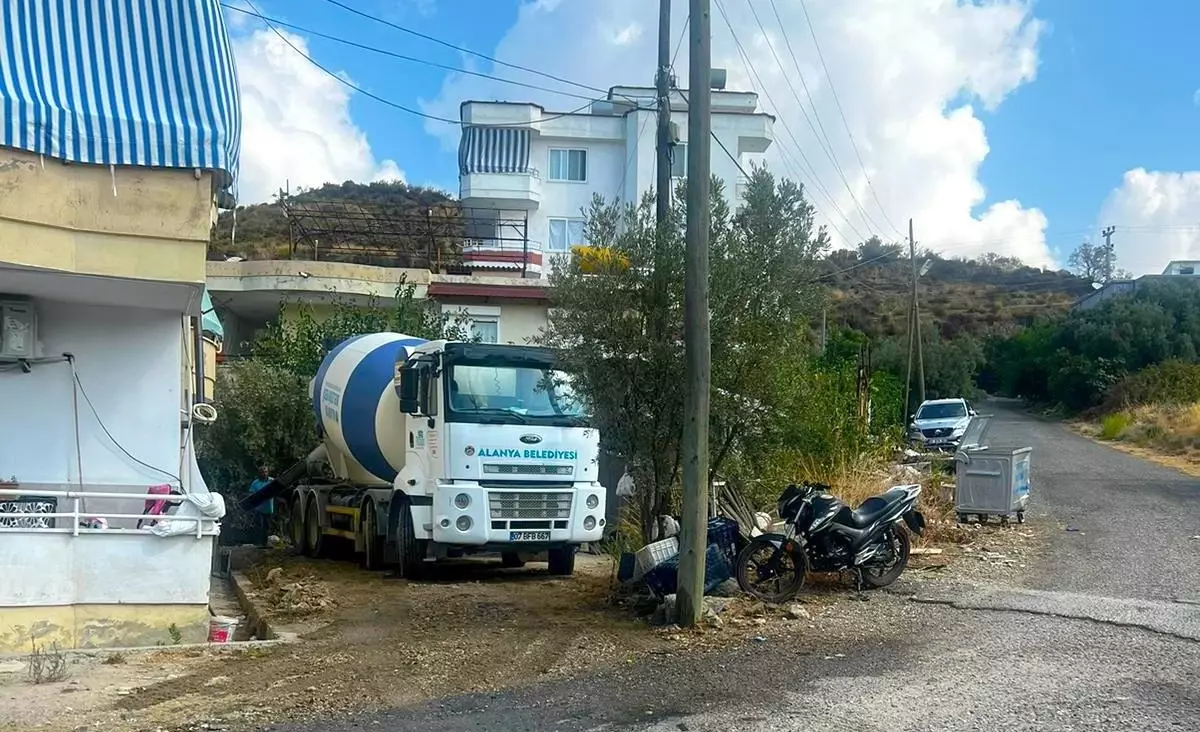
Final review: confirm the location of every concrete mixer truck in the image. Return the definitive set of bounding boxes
[254,333,606,578]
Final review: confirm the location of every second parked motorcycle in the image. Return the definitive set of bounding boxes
[735,481,926,602]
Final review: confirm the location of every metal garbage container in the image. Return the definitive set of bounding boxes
[953,415,1032,525]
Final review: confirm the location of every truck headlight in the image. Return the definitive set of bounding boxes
[586,494,599,509]
[456,516,472,532]
[454,493,471,509]
[583,516,597,531]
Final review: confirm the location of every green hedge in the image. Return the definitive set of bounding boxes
[1103,360,1200,412]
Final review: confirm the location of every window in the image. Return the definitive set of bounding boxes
[548,148,587,182]
[916,402,968,420]
[444,305,500,344]
[471,319,499,344]
[548,218,586,253]
[670,142,687,178]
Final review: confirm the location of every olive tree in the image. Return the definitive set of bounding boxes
[539,167,830,542]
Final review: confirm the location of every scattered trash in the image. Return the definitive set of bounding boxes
[910,547,943,556]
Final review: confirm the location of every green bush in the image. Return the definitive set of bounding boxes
[1098,412,1130,440]
[1104,360,1200,411]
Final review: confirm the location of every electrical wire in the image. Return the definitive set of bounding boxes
[613,13,690,203]
[239,0,614,126]
[222,3,603,103]
[70,366,182,485]
[792,0,901,238]
[320,0,631,103]
[744,0,890,239]
[712,0,868,245]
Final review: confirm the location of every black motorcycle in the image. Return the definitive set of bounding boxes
[735,481,926,603]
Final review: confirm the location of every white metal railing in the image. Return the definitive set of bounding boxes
[0,487,217,538]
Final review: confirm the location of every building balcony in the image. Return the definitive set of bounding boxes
[460,171,542,210]
[462,238,544,278]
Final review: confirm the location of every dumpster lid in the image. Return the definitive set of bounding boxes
[958,414,992,450]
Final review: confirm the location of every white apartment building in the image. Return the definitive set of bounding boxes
[457,85,775,277]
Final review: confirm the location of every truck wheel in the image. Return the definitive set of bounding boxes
[501,552,525,568]
[305,500,326,558]
[360,501,384,571]
[291,498,310,556]
[547,546,576,576]
[394,495,421,579]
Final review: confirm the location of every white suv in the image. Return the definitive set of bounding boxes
[908,398,976,450]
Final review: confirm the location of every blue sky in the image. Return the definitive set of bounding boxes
[225,0,1200,274]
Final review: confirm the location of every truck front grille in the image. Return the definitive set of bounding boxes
[482,463,574,476]
[488,492,572,520]
[921,427,953,438]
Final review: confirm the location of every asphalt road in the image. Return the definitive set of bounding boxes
[271,404,1200,732]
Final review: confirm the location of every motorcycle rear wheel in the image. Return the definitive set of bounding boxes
[860,525,911,589]
[735,536,808,603]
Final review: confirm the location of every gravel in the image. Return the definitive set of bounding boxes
[267,402,1200,732]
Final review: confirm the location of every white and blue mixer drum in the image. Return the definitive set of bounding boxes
[310,333,427,484]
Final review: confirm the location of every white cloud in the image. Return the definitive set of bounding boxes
[1095,168,1200,276]
[420,0,1054,266]
[231,28,403,203]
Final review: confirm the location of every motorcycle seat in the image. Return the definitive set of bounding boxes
[845,493,906,529]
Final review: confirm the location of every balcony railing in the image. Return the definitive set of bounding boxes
[0,485,219,537]
[462,237,544,276]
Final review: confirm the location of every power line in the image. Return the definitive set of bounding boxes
[320,0,633,104]
[222,4,602,103]
[745,0,890,239]
[712,0,868,244]
[239,0,612,126]
[793,0,901,238]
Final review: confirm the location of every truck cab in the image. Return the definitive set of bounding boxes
[393,341,605,574]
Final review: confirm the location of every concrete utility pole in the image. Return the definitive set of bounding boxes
[1101,225,1116,282]
[655,0,673,226]
[909,218,926,405]
[677,0,712,628]
[902,304,914,418]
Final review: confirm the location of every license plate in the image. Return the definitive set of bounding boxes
[509,531,550,542]
[926,437,946,444]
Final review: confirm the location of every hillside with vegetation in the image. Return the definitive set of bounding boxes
[822,238,1093,341]
[209,181,455,262]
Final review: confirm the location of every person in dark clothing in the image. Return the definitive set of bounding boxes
[248,465,274,546]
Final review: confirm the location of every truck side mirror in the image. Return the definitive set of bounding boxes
[398,367,419,414]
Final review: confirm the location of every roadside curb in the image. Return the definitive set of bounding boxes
[231,570,292,642]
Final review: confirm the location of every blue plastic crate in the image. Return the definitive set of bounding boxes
[643,543,732,598]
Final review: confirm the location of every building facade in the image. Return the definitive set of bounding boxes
[458,85,775,276]
[0,1,237,651]
[207,261,552,354]
[1073,260,1200,311]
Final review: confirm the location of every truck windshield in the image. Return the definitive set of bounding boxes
[446,364,589,425]
[917,402,967,420]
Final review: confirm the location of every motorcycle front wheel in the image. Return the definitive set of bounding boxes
[735,536,808,603]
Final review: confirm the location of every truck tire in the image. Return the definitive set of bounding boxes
[291,497,310,556]
[547,546,576,576]
[360,500,384,571]
[394,495,422,579]
[305,500,326,558]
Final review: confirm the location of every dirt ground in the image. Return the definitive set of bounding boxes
[0,520,1043,732]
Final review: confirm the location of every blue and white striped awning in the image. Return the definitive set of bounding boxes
[0,0,241,200]
[458,126,531,175]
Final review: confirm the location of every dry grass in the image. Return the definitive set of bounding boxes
[759,449,964,547]
[1092,403,1200,455]
[1080,402,1200,472]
